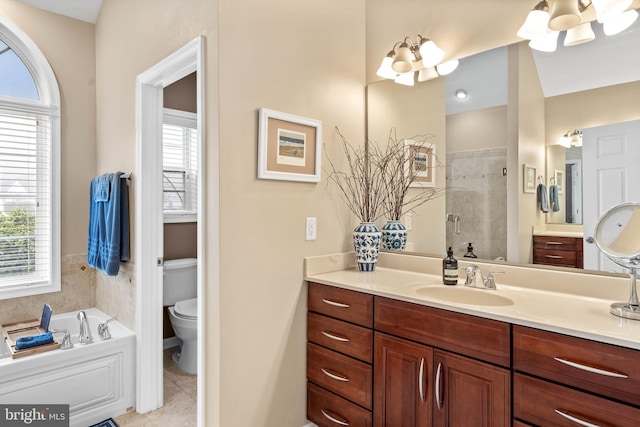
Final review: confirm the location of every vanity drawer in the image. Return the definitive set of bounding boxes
[514,373,640,427]
[307,342,373,409]
[513,325,640,406]
[533,248,577,266]
[533,236,578,250]
[309,282,373,327]
[374,297,510,367]
[308,312,373,363]
[308,382,372,427]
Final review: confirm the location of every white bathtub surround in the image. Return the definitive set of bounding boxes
[305,251,640,350]
[0,308,135,427]
[95,260,136,330]
[0,253,96,326]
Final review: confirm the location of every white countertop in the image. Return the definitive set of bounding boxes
[533,230,584,238]
[305,254,640,350]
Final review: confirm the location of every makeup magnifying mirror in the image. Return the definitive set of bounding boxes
[594,202,640,320]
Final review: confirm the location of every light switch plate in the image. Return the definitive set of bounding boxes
[306,217,317,240]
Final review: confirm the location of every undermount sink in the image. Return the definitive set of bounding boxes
[415,286,515,307]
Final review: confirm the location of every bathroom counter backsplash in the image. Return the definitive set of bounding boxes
[304,252,640,350]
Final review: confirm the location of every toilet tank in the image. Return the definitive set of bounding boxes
[163,258,198,306]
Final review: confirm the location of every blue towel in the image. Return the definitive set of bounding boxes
[537,183,549,213]
[87,172,130,276]
[15,332,54,350]
[549,184,560,212]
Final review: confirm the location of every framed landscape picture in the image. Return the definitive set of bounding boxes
[523,164,536,193]
[257,108,322,182]
[405,140,436,188]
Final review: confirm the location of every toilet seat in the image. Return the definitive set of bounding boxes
[173,298,197,320]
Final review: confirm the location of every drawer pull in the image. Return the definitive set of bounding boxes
[322,298,350,308]
[321,409,349,426]
[545,255,564,259]
[554,357,629,378]
[419,357,426,403]
[554,409,600,427]
[435,362,443,410]
[321,368,349,382]
[545,241,564,245]
[321,330,350,342]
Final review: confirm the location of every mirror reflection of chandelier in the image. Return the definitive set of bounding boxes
[376,35,459,87]
[557,129,583,147]
[517,0,638,52]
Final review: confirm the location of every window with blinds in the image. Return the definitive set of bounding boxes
[0,18,60,299]
[163,108,197,222]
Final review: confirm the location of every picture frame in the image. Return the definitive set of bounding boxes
[554,169,564,194]
[257,107,322,182]
[405,140,436,188]
[523,164,537,193]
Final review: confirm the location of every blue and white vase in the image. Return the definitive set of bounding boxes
[382,220,407,251]
[353,222,382,272]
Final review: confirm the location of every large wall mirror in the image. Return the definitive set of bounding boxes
[367,16,640,273]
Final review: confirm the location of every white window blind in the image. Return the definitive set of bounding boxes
[163,109,197,222]
[0,108,52,288]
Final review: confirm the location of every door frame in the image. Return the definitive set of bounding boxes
[135,36,213,425]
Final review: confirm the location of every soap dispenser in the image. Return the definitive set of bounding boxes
[443,247,458,285]
[463,242,478,258]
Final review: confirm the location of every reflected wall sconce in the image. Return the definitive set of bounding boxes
[376,35,459,86]
[517,0,638,52]
[557,129,583,147]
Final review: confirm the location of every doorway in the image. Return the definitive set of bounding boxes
[135,37,213,426]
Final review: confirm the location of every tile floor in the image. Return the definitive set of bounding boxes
[114,347,197,426]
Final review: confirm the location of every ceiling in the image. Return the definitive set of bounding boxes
[14,0,103,23]
[446,13,640,115]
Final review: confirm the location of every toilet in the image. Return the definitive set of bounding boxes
[163,257,198,375]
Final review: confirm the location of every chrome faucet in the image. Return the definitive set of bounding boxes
[464,265,505,290]
[77,311,93,344]
[51,329,73,350]
[97,316,116,341]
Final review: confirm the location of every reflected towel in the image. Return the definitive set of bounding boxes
[15,332,54,350]
[549,184,560,212]
[87,173,130,276]
[537,183,549,213]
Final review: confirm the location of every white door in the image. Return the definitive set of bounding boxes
[583,119,640,272]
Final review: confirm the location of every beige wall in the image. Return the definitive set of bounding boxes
[447,106,508,152]
[95,1,364,426]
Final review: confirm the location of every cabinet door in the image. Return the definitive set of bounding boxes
[374,332,432,427]
[433,350,510,427]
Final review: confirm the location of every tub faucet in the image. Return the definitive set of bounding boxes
[51,329,73,350]
[98,316,117,341]
[77,311,93,344]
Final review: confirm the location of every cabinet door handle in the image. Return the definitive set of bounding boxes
[322,298,350,308]
[321,409,349,426]
[545,241,563,245]
[554,409,600,427]
[545,255,564,259]
[554,357,629,378]
[435,362,443,410]
[419,357,426,403]
[321,368,349,382]
[321,331,350,342]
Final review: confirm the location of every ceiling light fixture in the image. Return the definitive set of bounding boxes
[455,89,468,99]
[517,0,637,51]
[376,35,458,85]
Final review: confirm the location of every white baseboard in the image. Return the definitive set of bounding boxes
[163,336,180,350]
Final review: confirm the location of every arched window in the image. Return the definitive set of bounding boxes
[0,17,60,299]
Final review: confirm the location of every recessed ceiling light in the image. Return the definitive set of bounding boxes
[455,89,468,99]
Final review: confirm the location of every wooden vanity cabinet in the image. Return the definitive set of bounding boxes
[513,325,640,425]
[532,235,583,268]
[307,282,374,427]
[374,297,511,426]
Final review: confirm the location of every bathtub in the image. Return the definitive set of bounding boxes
[0,308,135,427]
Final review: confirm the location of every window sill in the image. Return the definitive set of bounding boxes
[164,213,197,224]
